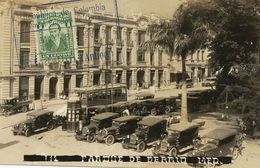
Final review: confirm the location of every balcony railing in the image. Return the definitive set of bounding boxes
[20,64,44,70]
[137,61,146,65]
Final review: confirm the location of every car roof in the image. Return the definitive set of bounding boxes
[206,77,217,79]
[113,116,141,122]
[138,117,166,126]
[88,105,106,109]
[147,97,165,101]
[204,128,237,140]
[168,122,200,132]
[27,110,54,116]
[92,112,119,120]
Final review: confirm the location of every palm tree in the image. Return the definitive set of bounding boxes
[143,3,209,122]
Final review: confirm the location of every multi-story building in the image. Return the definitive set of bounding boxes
[0,1,209,103]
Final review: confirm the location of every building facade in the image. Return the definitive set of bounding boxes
[0,1,209,103]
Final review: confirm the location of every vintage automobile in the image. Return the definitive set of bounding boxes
[12,110,56,137]
[176,79,194,89]
[108,101,129,116]
[164,96,179,113]
[0,97,32,116]
[153,122,201,156]
[189,128,239,158]
[96,116,142,145]
[122,117,167,152]
[87,105,107,115]
[127,99,143,115]
[202,77,217,87]
[133,98,168,116]
[135,91,155,100]
[75,112,120,142]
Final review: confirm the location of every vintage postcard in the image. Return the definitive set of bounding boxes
[0,0,259,168]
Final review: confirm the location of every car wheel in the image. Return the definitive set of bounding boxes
[25,128,33,137]
[133,108,140,116]
[105,135,115,145]
[151,108,157,116]
[137,141,146,152]
[169,147,178,156]
[232,147,239,160]
[165,106,171,114]
[47,121,55,131]
[87,133,96,143]
[21,106,28,113]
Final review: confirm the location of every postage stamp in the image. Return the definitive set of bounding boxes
[34,9,78,63]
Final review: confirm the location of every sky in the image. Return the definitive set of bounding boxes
[16,0,185,18]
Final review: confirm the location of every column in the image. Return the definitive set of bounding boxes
[82,72,88,87]
[155,69,159,88]
[111,26,117,66]
[122,70,127,85]
[100,70,105,85]
[28,76,35,100]
[131,29,138,65]
[132,69,137,90]
[43,76,50,100]
[121,27,127,65]
[145,68,150,88]
[58,75,64,98]
[145,32,150,66]
[205,66,209,78]
[100,25,106,67]
[70,75,76,95]
[13,77,19,98]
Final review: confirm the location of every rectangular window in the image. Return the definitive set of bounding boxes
[197,50,200,60]
[106,26,112,43]
[94,26,100,43]
[77,27,84,46]
[137,49,145,62]
[201,50,204,61]
[20,49,29,69]
[94,47,100,66]
[127,51,131,65]
[19,76,29,100]
[20,21,30,43]
[138,31,145,46]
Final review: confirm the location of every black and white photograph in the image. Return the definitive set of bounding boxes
[0,0,260,168]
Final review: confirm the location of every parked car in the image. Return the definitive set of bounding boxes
[127,99,143,115]
[165,96,179,113]
[136,91,155,100]
[0,97,32,116]
[189,128,239,158]
[108,101,129,116]
[153,122,201,156]
[202,77,217,87]
[75,112,119,142]
[96,116,142,145]
[122,117,167,152]
[12,110,56,137]
[87,105,107,115]
[176,79,194,89]
[134,98,167,116]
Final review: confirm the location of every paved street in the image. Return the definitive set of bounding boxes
[0,86,260,168]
